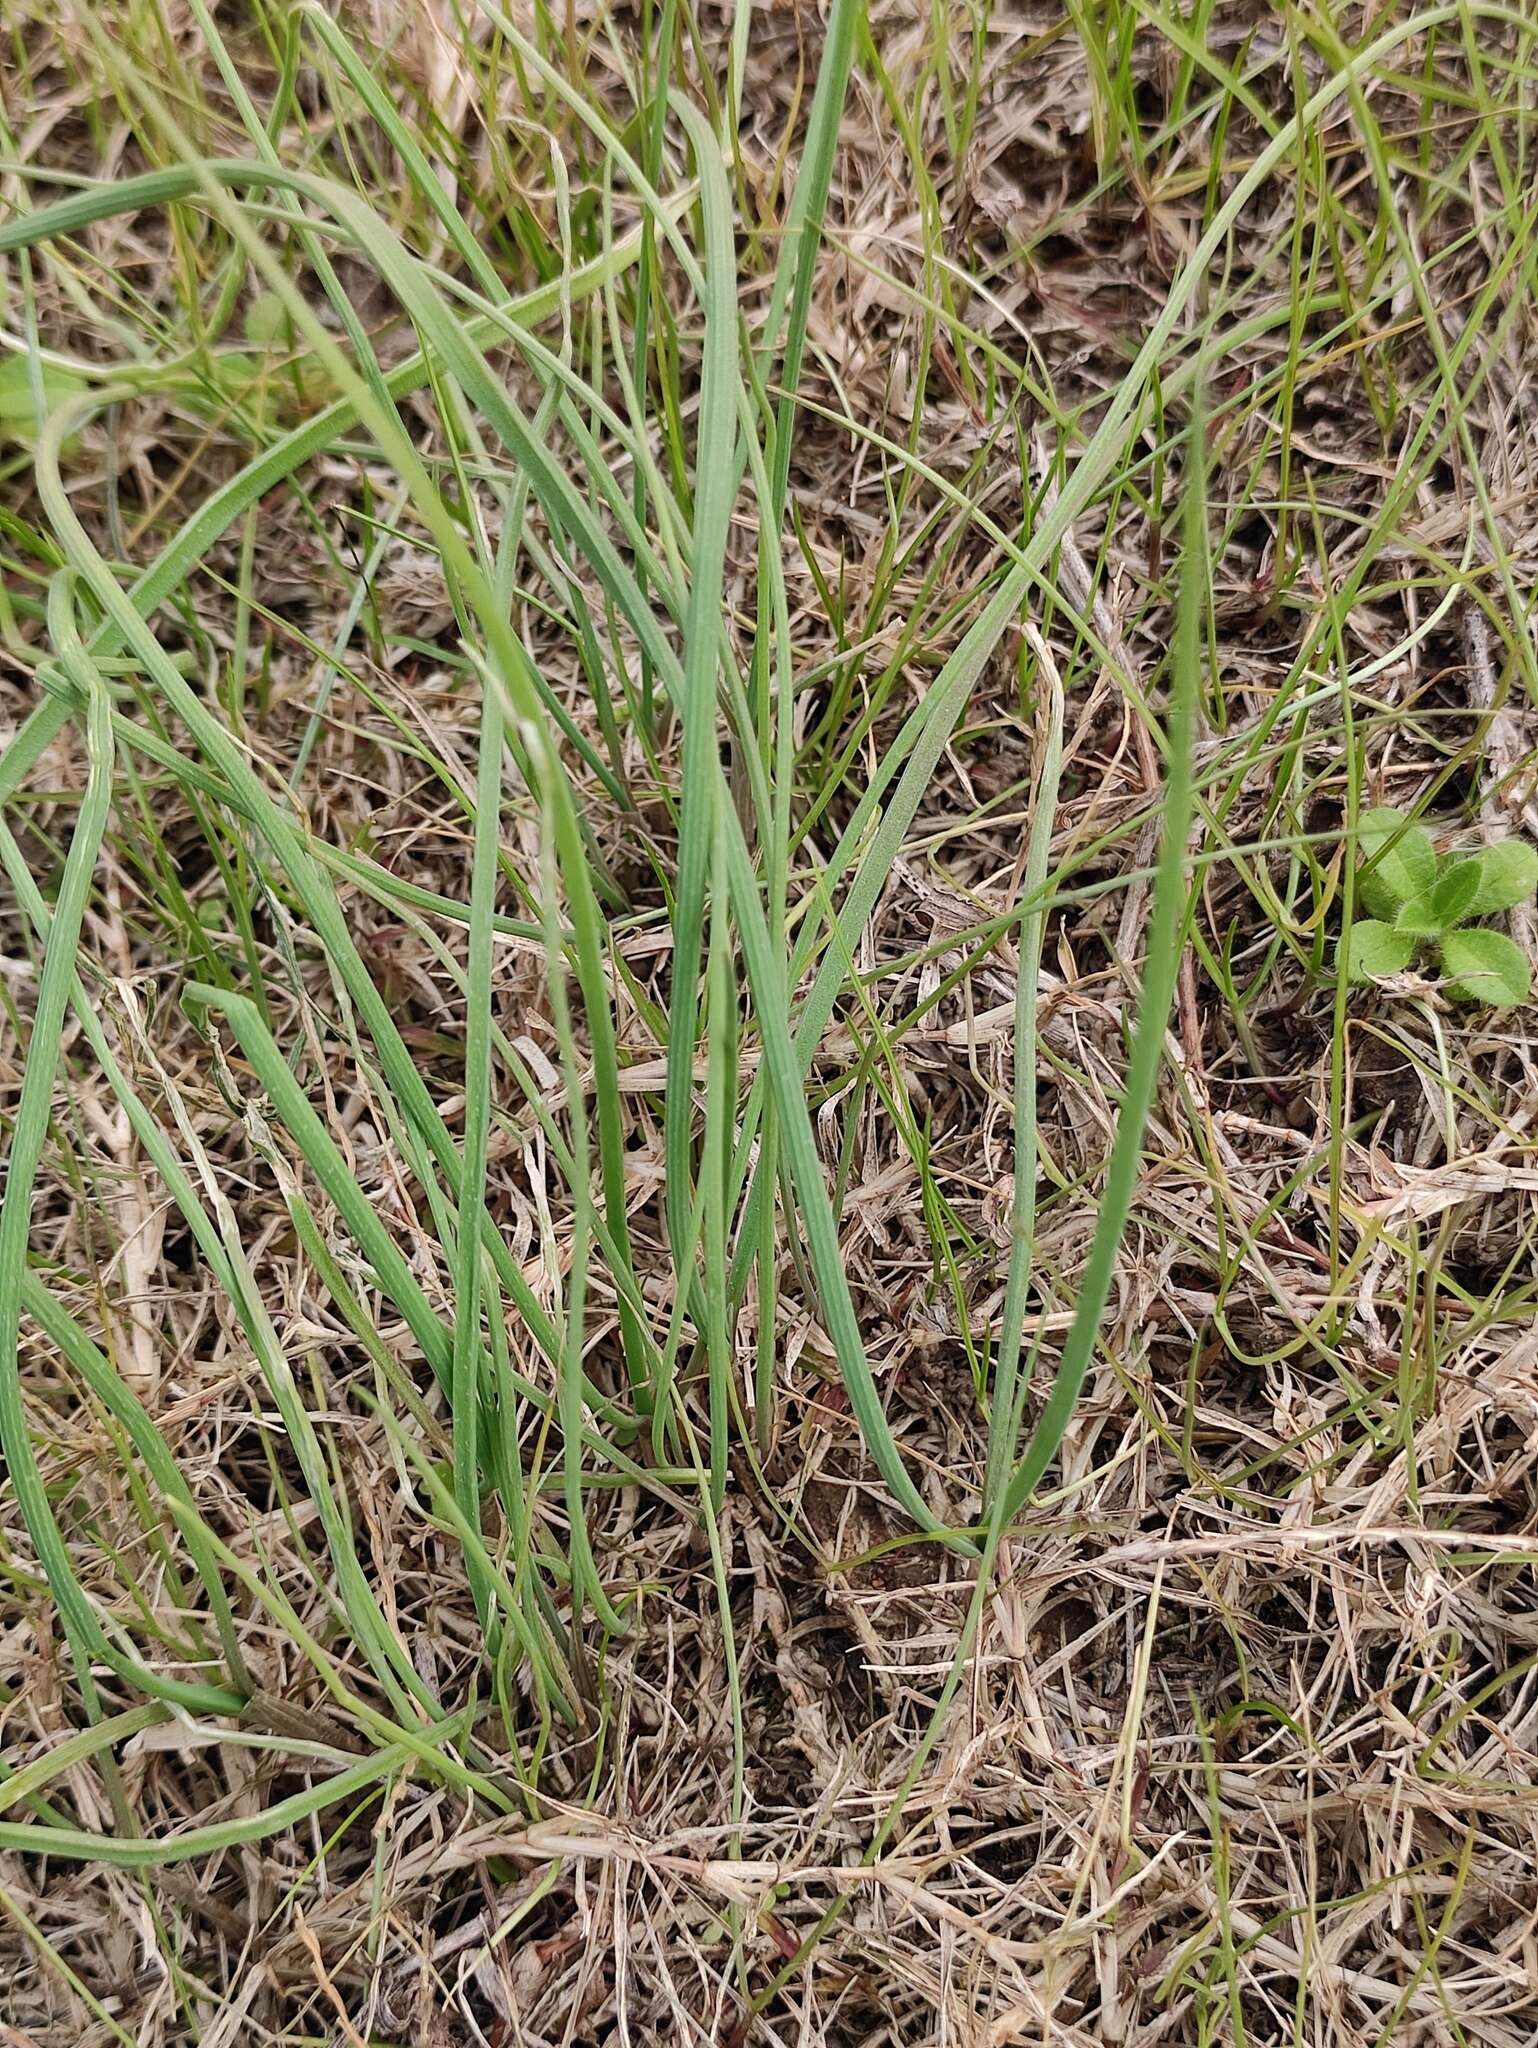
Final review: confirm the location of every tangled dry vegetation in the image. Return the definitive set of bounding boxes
[2,1,1538,2043]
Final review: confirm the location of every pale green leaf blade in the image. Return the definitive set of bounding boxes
[1439,928,1532,1007]
[1393,892,1444,937]
[1345,918,1416,981]
[1430,859,1481,927]
[1356,805,1436,917]
[1357,805,1412,858]
[1465,839,1538,916]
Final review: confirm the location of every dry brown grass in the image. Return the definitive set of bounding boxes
[2,1,1538,2042]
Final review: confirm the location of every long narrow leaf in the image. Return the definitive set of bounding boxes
[1001,406,1206,1523]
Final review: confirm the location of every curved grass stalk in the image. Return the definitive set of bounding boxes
[25,370,624,1422]
[0,1703,165,1816]
[174,985,538,1434]
[20,1281,251,1698]
[0,577,238,1717]
[0,1750,410,1868]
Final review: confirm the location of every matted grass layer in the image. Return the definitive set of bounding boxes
[1,2,1537,2042]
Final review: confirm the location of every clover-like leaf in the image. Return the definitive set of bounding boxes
[1357,805,1436,918]
[1344,918,1416,982]
[1464,838,1538,917]
[1439,928,1532,1007]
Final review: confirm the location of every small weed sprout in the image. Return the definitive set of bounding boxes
[1345,805,1536,1007]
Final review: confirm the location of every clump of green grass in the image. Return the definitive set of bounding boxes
[1,1,1537,2041]
[0,0,1208,1820]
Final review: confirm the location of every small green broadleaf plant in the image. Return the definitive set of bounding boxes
[1345,806,1536,1006]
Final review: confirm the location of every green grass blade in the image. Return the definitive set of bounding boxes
[0,1751,410,1867]
[1000,406,1206,1524]
[452,684,502,1603]
[0,575,236,1716]
[984,631,1064,1514]
[663,98,741,1276]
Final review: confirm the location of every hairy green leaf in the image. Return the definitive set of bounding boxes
[1393,891,1443,937]
[1439,928,1532,1007]
[1430,859,1481,927]
[1466,838,1538,916]
[1357,806,1437,918]
[1345,918,1416,981]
